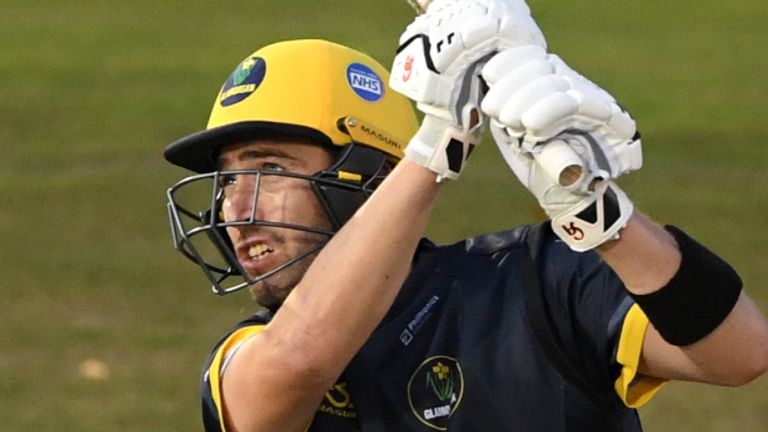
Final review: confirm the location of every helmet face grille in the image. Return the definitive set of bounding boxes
[166,150,388,295]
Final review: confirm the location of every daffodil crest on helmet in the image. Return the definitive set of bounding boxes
[165,39,419,295]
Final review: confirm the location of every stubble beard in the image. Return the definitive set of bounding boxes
[247,241,323,311]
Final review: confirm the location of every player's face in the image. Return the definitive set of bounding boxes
[217,139,333,309]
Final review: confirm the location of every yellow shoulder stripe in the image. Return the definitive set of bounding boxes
[614,304,667,408]
[208,325,266,432]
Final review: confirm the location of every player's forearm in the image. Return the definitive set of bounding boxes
[597,212,680,295]
[274,157,440,364]
[599,212,768,385]
[640,293,768,385]
[223,159,441,431]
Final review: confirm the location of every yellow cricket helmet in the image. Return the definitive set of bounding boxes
[165,39,418,172]
[164,40,419,295]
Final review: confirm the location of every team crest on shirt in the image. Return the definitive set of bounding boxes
[408,356,464,430]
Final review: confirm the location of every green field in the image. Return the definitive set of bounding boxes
[1,0,766,430]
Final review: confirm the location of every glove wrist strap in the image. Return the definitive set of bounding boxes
[405,115,479,182]
[550,182,633,251]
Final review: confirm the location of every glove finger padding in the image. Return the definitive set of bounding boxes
[390,0,546,181]
[391,0,545,124]
[482,45,643,182]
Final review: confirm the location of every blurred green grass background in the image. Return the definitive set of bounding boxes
[1,0,766,430]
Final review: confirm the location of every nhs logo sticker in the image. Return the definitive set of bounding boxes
[346,63,383,102]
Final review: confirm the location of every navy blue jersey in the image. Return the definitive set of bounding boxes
[201,223,663,431]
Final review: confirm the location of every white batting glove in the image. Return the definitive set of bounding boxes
[390,0,545,181]
[481,45,643,187]
[481,45,641,250]
[492,123,634,251]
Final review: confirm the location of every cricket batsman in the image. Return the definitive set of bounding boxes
[163,0,768,430]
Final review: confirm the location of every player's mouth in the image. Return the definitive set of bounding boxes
[237,240,277,275]
[248,243,273,260]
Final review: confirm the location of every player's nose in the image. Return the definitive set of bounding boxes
[221,174,269,223]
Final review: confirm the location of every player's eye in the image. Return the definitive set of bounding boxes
[218,174,237,187]
[261,162,285,173]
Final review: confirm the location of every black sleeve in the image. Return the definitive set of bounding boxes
[527,224,635,406]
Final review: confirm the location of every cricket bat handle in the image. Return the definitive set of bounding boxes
[533,140,585,187]
[407,0,432,14]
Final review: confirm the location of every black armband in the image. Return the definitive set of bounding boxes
[628,225,742,346]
